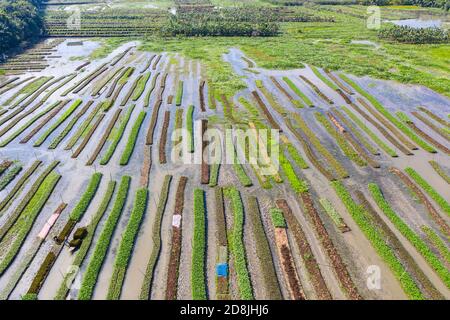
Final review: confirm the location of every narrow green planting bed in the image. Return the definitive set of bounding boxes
[119,111,146,165]
[331,181,423,299]
[224,187,253,300]
[192,188,207,300]
[107,187,148,300]
[54,180,116,300]
[100,105,135,165]
[0,171,61,275]
[78,176,131,300]
[339,74,435,153]
[34,99,82,147]
[368,183,450,289]
[404,167,450,217]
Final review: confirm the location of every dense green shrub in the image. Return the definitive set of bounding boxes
[192,188,207,300]
[119,111,146,165]
[162,11,279,37]
[78,176,131,300]
[368,183,450,288]
[69,173,102,221]
[0,0,43,56]
[378,24,449,44]
[405,167,450,217]
[107,188,148,300]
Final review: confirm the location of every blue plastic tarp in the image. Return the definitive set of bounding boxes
[216,263,228,277]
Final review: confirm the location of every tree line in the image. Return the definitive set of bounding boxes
[0,0,43,57]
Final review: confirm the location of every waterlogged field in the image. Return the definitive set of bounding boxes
[0,1,449,301]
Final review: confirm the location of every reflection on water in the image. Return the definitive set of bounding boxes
[387,18,442,29]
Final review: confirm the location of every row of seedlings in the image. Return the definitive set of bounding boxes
[0,161,42,216]
[64,101,105,150]
[54,180,117,299]
[140,175,173,299]
[282,77,314,107]
[326,111,380,168]
[165,177,188,299]
[107,187,149,299]
[389,167,450,236]
[86,108,123,165]
[314,112,367,167]
[223,187,254,299]
[100,105,135,165]
[192,188,207,299]
[0,161,61,275]
[33,100,83,147]
[78,176,131,300]
[428,160,450,184]
[269,207,305,300]
[284,118,335,181]
[290,113,348,178]
[340,106,398,157]
[145,74,167,145]
[339,74,436,153]
[367,183,450,290]
[20,101,69,144]
[55,172,102,246]
[332,181,425,299]
[214,187,230,299]
[404,167,450,217]
[412,111,450,143]
[355,190,443,299]
[159,111,171,164]
[0,203,66,300]
[270,76,303,108]
[396,112,450,154]
[348,102,411,155]
[358,97,418,151]
[0,101,67,147]
[276,199,332,299]
[331,107,380,156]
[119,111,147,165]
